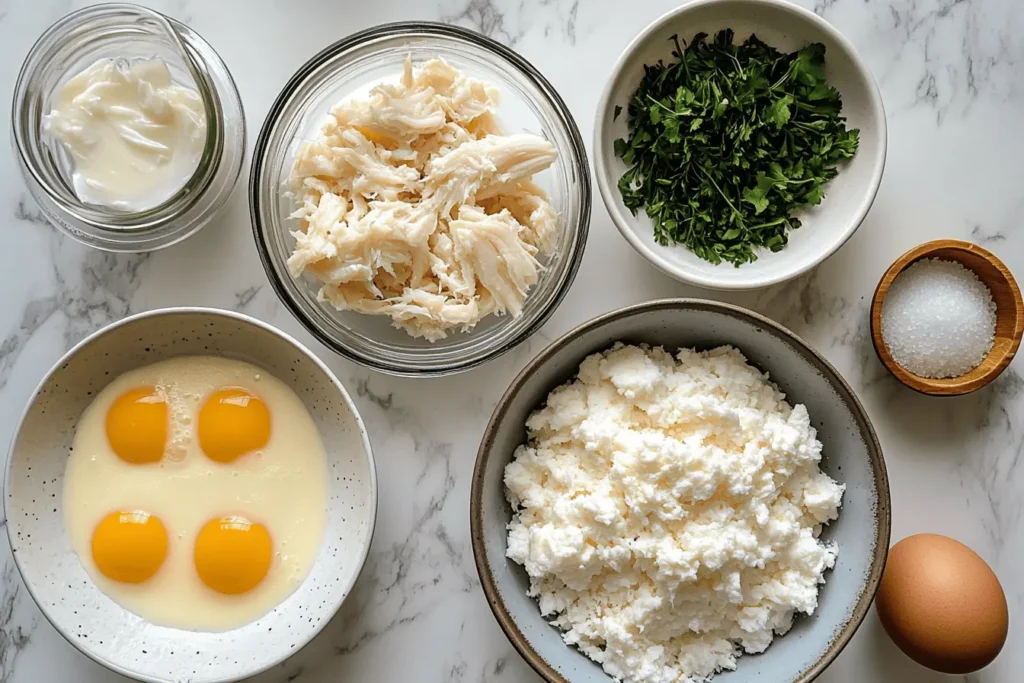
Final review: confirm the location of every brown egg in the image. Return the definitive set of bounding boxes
[876,534,1008,673]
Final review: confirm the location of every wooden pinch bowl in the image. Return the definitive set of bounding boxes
[870,239,1023,396]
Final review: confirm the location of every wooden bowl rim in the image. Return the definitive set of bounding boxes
[870,239,1024,396]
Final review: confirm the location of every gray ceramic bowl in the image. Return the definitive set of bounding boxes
[5,308,377,683]
[471,299,890,683]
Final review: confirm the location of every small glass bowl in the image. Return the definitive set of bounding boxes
[12,3,246,252]
[250,22,591,377]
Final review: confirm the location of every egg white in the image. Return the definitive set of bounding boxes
[63,356,328,632]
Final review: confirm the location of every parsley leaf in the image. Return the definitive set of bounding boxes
[613,29,859,266]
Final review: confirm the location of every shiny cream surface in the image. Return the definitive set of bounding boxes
[43,58,206,211]
[63,356,329,632]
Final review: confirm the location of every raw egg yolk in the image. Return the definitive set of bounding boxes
[105,387,168,464]
[198,389,271,463]
[91,511,168,583]
[194,516,272,595]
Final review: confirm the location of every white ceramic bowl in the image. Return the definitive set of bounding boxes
[4,308,377,683]
[594,0,886,290]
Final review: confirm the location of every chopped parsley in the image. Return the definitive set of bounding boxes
[614,29,859,266]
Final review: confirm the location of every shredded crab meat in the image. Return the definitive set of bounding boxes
[287,57,558,341]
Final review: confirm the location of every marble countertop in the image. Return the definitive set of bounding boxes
[2,0,1021,681]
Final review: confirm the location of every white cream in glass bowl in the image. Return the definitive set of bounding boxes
[43,57,207,212]
[12,3,245,252]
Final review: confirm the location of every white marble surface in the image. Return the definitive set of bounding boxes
[1,0,1021,681]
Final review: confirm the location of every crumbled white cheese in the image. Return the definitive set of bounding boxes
[504,344,845,683]
[287,58,558,341]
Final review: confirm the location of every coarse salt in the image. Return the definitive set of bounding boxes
[881,258,996,379]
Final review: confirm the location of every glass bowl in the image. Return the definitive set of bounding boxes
[12,3,245,252]
[250,22,590,377]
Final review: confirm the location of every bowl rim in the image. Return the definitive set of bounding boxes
[592,0,888,290]
[3,306,379,683]
[470,298,891,683]
[249,20,591,377]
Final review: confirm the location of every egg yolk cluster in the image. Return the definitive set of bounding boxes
[93,386,274,594]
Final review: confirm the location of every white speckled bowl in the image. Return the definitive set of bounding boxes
[594,0,886,290]
[471,299,890,683]
[4,308,377,683]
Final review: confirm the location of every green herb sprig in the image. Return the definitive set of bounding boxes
[614,29,859,266]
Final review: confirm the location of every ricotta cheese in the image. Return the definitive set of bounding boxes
[504,344,845,683]
[287,58,558,340]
